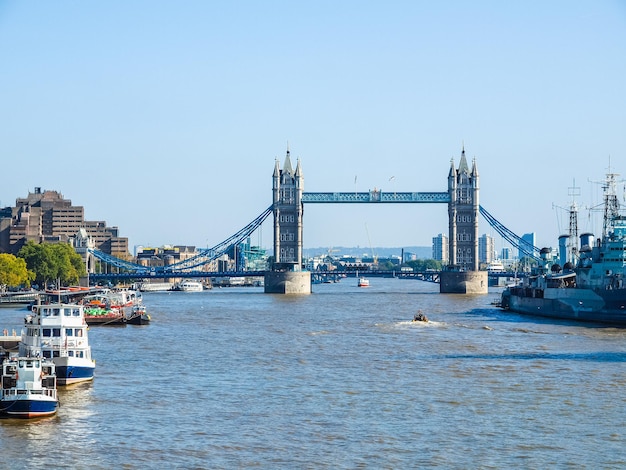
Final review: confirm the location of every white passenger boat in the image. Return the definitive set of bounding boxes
[358,277,370,287]
[20,303,95,385]
[174,280,204,292]
[1,356,58,418]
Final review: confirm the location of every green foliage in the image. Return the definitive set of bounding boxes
[0,253,34,288]
[377,260,396,271]
[17,241,86,287]
[405,259,442,271]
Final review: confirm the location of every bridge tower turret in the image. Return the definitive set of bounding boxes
[441,147,487,293]
[265,147,311,294]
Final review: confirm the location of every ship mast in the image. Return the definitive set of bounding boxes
[568,180,579,264]
[601,163,621,242]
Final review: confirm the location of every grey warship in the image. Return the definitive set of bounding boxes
[500,169,626,326]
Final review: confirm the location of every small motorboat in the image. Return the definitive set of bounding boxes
[412,310,429,322]
[357,277,370,287]
[127,305,151,325]
[1,356,58,418]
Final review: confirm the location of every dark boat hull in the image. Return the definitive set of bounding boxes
[0,398,58,418]
[501,287,626,326]
[84,315,126,326]
[127,314,150,325]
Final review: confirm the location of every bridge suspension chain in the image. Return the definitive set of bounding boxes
[163,205,273,272]
[479,205,541,261]
[88,205,273,275]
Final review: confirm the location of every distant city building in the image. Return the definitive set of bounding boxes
[0,187,129,258]
[432,233,449,263]
[519,232,537,260]
[501,247,511,261]
[136,245,205,268]
[478,234,496,265]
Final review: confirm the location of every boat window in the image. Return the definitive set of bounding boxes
[19,360,25,367]
[42,328,51,337]
[43,350,52,358]
[64,309,71,316]
[72,308,80,316]
[53,309,60,316]
[52,328,61,337]
[76,351,83,358]
[34,361,40,368]
[52,351,59,358]
[43,309,51,317]
[65,328,73,336]
[75,329,83,337]
[68,351,74,357]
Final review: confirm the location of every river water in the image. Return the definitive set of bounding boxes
[1,278,625,469]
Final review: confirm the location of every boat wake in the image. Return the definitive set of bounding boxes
[393,320,446,328]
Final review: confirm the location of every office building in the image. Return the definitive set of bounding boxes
[0,187,129,258]
[432,233,449,263]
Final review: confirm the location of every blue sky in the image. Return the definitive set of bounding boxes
[1,1,625,256]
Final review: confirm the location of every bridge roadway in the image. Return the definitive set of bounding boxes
[89,270,523,282]
[302,191,450,203]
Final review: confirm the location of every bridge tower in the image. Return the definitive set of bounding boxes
[440,147,488,293]
[264,148,311,294]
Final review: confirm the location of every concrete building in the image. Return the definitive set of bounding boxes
[519,232,537,260]
[0,187,129,258]
[478,234,496,265]
[432,233,449,263]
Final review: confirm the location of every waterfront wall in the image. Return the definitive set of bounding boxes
[264,271,311,294]
[440,270,488,294]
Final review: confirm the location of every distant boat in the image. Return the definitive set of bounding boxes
[0,291,40,309]
[1,356,58,418]
[358,277,370,287]
[174,280,204,292]
[137,282,173,292]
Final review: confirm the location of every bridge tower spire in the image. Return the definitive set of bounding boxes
[265,147,311,294]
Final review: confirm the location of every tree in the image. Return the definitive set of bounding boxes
[0,253,34,289]
[405,259,442,272]
[18,241,86,287]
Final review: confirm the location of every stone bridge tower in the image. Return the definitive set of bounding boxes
[440,147,487,294]
[264,148,311,294]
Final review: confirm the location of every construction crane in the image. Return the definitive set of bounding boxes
[365,223,378,264]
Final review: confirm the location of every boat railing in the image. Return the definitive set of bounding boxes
[1,388,56,398]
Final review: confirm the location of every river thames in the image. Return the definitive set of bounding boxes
[1,277,625,469]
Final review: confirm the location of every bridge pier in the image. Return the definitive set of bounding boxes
[264,271,311,294]
[439,270,488,294]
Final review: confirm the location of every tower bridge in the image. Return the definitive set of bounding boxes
[87,147,540,293]
[266,147,484,294]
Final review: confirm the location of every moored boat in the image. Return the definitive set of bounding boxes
[499,169,626,326]
[20,303,96,385]
[127,304,151,325]
[1,356,58,418]
[83,306,126,325]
